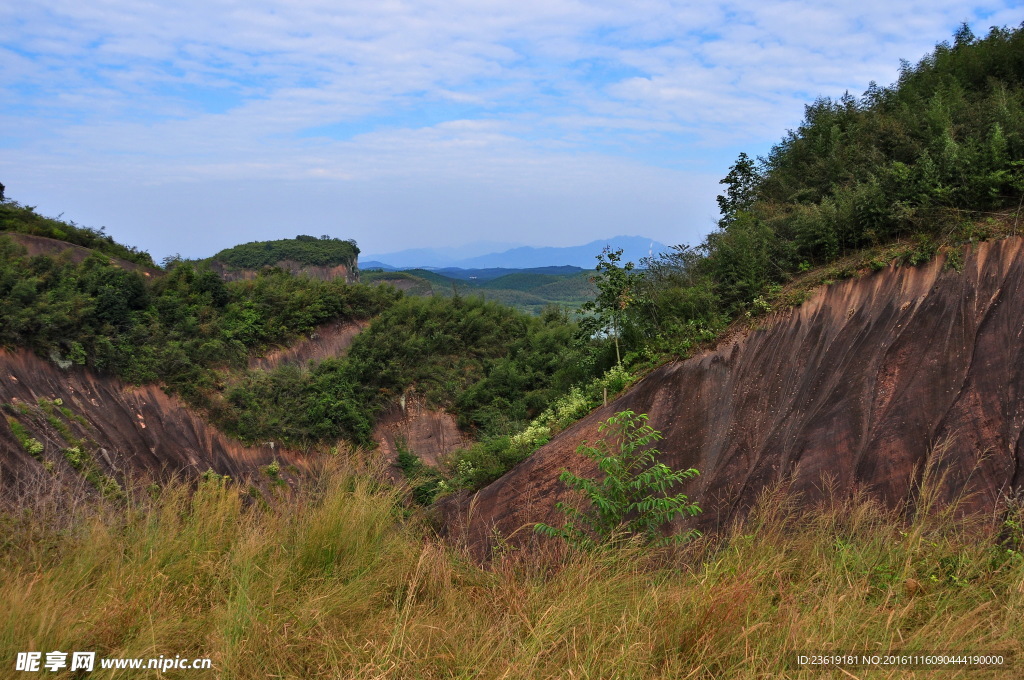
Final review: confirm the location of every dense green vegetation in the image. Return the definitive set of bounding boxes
[0,209,601,453]
[536,410,702,549]
[0,200,155,267]
[613,24,1024,359]
[212,234,359,269]
[221,296,597,447]
[412,363,636,496]
[0,232,399,408]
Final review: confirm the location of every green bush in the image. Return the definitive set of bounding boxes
[6,417,44,459]
[536,410,701,549]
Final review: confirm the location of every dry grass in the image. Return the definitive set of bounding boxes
[1,459,1022,679]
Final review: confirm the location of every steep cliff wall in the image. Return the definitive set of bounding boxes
[210,258,358,284]
[446,238,1024,551]
[0,349,305,494]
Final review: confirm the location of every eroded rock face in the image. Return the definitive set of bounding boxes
[0,349,304,493]
[373,395,470,480]
[445,238,1024,553]
[209,259,358,284]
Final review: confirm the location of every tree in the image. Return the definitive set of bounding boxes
[535,410,701,549]
[716,152,760,226]
[580,247,641,366]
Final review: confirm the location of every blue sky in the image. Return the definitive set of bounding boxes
[1,1,1020,261]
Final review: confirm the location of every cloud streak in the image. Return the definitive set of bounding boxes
[1,0,1019,258]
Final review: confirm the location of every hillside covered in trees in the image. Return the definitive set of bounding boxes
[211,235,359,269]
[622,23,1024,358]
[2,23,1024,680]
[0,200,155,267]
[0,207,605,464]
[3,24,1024,503]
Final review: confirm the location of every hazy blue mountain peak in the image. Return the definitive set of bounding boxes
[367,235,667,270]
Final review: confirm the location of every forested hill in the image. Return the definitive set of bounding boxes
[211,235,359,269]
[0,203,602,468]
[627,23,1024,358]
[712,22,1024,298]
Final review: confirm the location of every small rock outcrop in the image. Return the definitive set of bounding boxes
[373,395,470,479]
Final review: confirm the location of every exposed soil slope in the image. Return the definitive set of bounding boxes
[0,349,303,492]
[446,238,1024,552]
[3,232,160,276]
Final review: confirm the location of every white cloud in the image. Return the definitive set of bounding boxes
[1,0,1018,258]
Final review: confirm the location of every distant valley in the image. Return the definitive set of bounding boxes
[361,266,598,315]
[360,235,666,314]
[363,235,667,270]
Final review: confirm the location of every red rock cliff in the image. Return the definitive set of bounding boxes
[0,349,304,493]
[446,238,1024,551]
[210,258,358,284]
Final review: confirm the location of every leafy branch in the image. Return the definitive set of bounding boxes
[536,410,701,549]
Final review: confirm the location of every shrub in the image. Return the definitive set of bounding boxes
[536,410,701,549]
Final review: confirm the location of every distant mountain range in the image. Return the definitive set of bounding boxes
[363,235,667,271]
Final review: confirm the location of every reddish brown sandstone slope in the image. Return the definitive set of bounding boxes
[372,395,472,481]
[0,349,304,491]
[209,259,358,284]
[446,238,1024,551]
[248,320,369,370]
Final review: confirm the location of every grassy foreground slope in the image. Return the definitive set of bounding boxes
[1,461,1020,679]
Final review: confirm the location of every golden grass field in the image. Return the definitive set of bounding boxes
[2,456,1022,679]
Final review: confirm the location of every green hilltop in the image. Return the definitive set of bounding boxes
[0,200,155,267]
[211,234,359,269]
